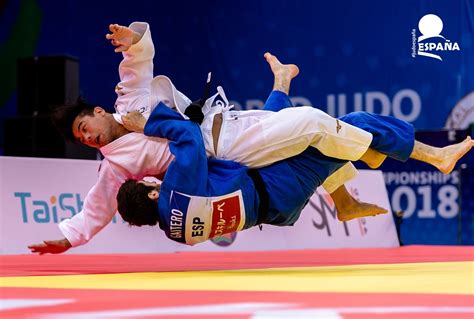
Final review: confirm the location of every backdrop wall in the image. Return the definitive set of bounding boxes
[0,0,472,247]
[0,0,473,154]
[0,157,398,254]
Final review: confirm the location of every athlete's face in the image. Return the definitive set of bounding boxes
[72,107,114,148]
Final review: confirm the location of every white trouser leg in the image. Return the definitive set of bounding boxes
[215,106,372,168]
[201,107,369,193]
[321,162,358,193]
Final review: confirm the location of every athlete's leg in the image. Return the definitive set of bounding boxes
[263,71,386,171]
[263,90,293,112]
[340,112,415,162]
[262,55,383,221]
[218,51,373,168]
[262,52,298,112]
[410,137,473,174]
[359,148,387,169]
[219,107,373,168]
[340,112,473,174]
[263,147,387,225]
[264,57,400,171]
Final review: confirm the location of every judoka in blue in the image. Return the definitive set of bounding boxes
[117,91,414,245]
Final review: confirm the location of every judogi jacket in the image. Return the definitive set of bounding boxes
[146,103,346,245]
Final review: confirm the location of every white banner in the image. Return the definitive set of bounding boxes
[0,156,399,254]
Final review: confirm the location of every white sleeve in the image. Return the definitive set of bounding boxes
[58,160,123,247]
[113,21,154,122]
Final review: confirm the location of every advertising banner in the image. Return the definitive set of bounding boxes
[0,157,398,254]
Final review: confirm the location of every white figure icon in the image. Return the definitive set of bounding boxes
[418,14,446,42]
[417,14,451,60]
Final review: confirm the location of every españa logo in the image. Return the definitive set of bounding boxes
[411,14,460,61]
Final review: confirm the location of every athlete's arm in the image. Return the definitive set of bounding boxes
[111,22,154,120]
[143,103,209,194]
[28,160,123,254]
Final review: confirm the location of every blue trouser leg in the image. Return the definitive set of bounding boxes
[263,91,414,161]
[340,112,415,161]
[262,90,293,112]
[260,146,347,226]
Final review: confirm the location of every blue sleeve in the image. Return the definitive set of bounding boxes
[144,102,208,194]
[263,90,293,112]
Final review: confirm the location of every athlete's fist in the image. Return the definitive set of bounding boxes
[122,111,146,133]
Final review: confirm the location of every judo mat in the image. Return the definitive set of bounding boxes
[0,245,473,318]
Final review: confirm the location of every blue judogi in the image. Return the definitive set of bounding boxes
[146,92,414,245]
[266,91,414,161]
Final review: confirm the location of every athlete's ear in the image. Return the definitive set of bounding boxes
[94,107,106,116]
[147,190,159,200]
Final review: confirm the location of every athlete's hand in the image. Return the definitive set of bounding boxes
[122,111,146,133]
[105,24,141,53]
[28,238,72,255]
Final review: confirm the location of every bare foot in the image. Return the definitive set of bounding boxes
[264,52,300,79]
[264,52,299,93]
[360,148,387,169]
[336,201,388,222]
[435,136,473,174]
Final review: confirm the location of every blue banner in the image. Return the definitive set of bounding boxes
[368,128,474,245]
[1,1,473,139]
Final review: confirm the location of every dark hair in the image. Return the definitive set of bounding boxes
[50,97,95,142]
[117,179,160,226]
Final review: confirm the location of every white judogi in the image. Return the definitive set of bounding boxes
[110,21,368,191]
[58,22,371,248]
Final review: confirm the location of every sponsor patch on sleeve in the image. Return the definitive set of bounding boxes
[210,195,243,238]
[169,190,246,245]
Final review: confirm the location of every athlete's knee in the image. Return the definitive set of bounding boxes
[301,106,332,120]
[339,111,370,125]
[284,106,334,130]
